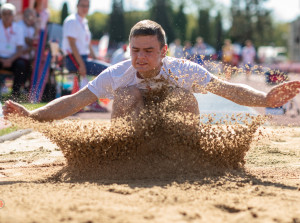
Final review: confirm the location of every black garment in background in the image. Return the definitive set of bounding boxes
[0,57,27,98]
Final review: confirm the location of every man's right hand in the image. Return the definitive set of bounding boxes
[3,100,30,119]
[78,64,87,77]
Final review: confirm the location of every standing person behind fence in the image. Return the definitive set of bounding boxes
[34,0,49,31]
[169,38,184,59]
[222,39,235,80]
[18,8,39,92]
[62,0,109,112]
[0,3,26,99]
[242,40,256,80]
[192,37,207,65]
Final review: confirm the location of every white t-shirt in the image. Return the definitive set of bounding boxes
[18,20,35,60]
[242,46,256,65]
[62,13,91,56]
[0,21,25,58]
[88,56,212,99]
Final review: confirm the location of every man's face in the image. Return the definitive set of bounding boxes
[77,0,90,17]
[130,35,167,78]
[24,12,36,27]
[1,10,14,26]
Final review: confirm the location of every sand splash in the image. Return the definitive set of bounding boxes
[7,86,267,181]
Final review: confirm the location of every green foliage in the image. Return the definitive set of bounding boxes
[108,0,126,46]
[185,14,198,43]
[50,0,288,52]
[149,0,176,43]
[48,7,61,24]
[124,11,150,40]
[60,2,69,25]
[214,11,223,52]
[272,22,289,47]
[229,0,273,46]
[173,3,187,42]
[197,9,211,45]
[87,12,109,39]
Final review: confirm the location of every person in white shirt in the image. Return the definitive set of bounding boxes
[18,8,38,90]
[169,39,184,59]
[62,0,109,77]
[34,0,49,30]
[3,20,300,125]
[62,0,110,112]
[18,8,38,61]
[242,40,256,80]
[0,3,26,98]
[110,44,130,65]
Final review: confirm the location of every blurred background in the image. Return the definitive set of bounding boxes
[1,0,300,68]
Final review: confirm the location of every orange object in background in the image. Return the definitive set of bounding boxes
[71,76,79,94]
[99,98,110,105]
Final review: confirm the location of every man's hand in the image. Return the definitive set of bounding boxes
[266,81,300,108]
[3,100,30,118]
[78,63,87,77]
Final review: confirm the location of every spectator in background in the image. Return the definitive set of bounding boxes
[222,39,235,80]
[18,8,39,91]
[34,0,49,30]
[169,38,183,58]
[0,3,26,99]
[192,37,207,65]
[183,40,193,60]
[62,0,110,112]
[111,44,130,65]
[242,40,256,80]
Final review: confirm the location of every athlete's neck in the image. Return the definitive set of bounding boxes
[137,63,162,79]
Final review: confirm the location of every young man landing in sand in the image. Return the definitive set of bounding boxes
[3,20,300,122]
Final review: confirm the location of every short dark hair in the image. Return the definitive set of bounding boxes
[77,0,89,6]
[129,20,166,48]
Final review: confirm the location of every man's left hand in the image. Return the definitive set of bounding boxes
[266,81,300,107]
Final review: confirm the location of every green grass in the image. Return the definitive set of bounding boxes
[0,103,47,137]
[22,103,47,111]
[0,126,19,136]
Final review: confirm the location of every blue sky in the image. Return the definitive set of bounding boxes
[48,0,300,23]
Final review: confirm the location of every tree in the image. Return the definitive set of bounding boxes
[174,3,187,42]
[108,0,126,47]
[124,10,150,39]
[87,12,109,40]
[214,11,223,52]
[60,2,69,25]
[229,0,272,46]
[197,9,210,44]
[149,0,176,43]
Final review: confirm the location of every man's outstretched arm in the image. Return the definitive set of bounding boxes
[3,86,98,121]
[206,76,300,107]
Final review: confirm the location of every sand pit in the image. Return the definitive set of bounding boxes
[0,123,300,223]
[0,72,300,222]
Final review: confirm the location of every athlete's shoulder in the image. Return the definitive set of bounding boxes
[63,14,77,24]
[164,56,201,70]
[104,59,132,76]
